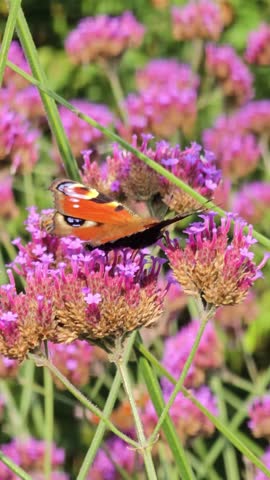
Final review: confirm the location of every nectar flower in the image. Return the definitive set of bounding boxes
[136,59,199,91]
[254,447,270,480]
[162,320,223,391]
[232,182,270,225]
[245,23,270,65]
[0,175,18,219]
[65,12,144,64]
[234,100,270,135]
[172,0,224,41]
[49,340,93,390]
[163,212,267,306]
[58,100,114,158]
[0,355,20,378]
[203,116,261,180]
[248,395,270,439]
[215,291,258,334]
[2,40,30,90]
[205,43,253,105]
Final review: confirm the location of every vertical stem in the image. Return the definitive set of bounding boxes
[99,59,128,124]
[23,172,35,207]
[0,0,22,86]
[43,366,54,480]
[191,38,204,72]
[148,304,216,443]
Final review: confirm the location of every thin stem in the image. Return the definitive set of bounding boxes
[191,38,204,72]
[259,132,270,178]
[20,359,35,424]
[77,333,137,480]
[99,59,128,124]
[148,304,215,444]
[115,356,158,480]
[0,0,22,86]
[43,366,54,480]
[0,450,32,480]
[29,353,138,449]
[23,172,35,207]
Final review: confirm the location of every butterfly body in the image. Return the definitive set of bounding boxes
[43,179,191,250]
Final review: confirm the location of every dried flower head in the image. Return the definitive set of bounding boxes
[245,23,270,65]
[233,182,270,225]
[172,0,224,41]
[248,395,270,439]
[65,12,144,64]
[163,212,267,306]
[162,320,223,391]
[205,43,253,105]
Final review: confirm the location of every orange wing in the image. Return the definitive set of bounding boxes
[50,179,139,225]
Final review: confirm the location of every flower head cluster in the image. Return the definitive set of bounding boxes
[0,175,18,219]
[248,395,270,439]
[0,437,67,479]
[255,447,270,480]
[142,386,218,444]
[1,209,166,359]
[2,40,31,90]
[0,355,20,378]
[205,44,253,105]
[136,59,199,91]
[88,436,143,479]
[203,116,261,180]
[245,23,270,65]
[163,212,267,306]
[215,291,258,334]
[49,340,93,389]
[0,104,40,174]
[58,100,114,158]
[13,86,45,124]
[234,101,270,134]
[162,320,223,391]
[65,12,144,64]
[233,182,270,225]
[172,0,224,41]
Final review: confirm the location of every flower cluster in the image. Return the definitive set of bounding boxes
[255,448,270,480]
[0,437,67,479]
[136,59,199,91]
[162,320,223,391]
[163,213,266,306]
[0,175,18,219]
[49,340,93,389]
[58,100,114,158]
[172,0,224,41]
[205,43,253,105]
[0,355,20,378]
[65,12,144,64]
[245,23,270,65]
[248,395,270,439]
[233,182,270,225]
[234,101,270,134]
[2,40,31,90]
[215,291,258,334]
[203,115,261,179]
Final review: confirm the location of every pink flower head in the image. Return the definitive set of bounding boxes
[49,340,93,389]
[163,212,268,306]
[233,182,270,225]
[245,23,270,65]
[88,436,143,479]
[136,59,199,91]
[255,447,270,480]
[65,12,144,64]
[162,320,223,390]
[0,355,20,378]
[215,290,258,333]
[205,43,254,105]
[248,395,270,439]
[234,100,270,134]
[172,0,224,41]
[0,175,18,219]
[2,40,31,90]
[57,100,114,158]
[203,115,261,180]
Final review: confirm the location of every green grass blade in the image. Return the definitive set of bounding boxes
[0,0,22,86]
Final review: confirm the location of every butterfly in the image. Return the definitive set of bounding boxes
[42,179,196,251]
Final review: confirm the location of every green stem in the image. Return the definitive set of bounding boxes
[148,305,215,444]
[23,172,35,207]
[20,359,35,424]
[191,38,204,72]
[0,380,27,436]
[99,59,128,124]
[0,450,32,480]
[76,333,137,480]
[43,367,54,480]
[29,353,138,449]
[115,355,158,480]
[0,0,22,86]
[5,59,270,250]
[14,6,80,181]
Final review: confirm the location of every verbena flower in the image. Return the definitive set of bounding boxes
[172,0,224,41]
[205,43,253,105]
[136,59,199,91]
[245,23,270,65]
[48,340,93,390]
[203,116,261,179]
[65,12,144,64]
[0,355,20,378]
[88,436,143,479]
[215,291,258,334]
[0,175,18,219]
[234,100,270,134]
[58,100,114,158]
[0,437,67,479]
[142,386,218,444]
[162,320,223,391]
[248,395,270,439]
[233,182,270,225]
[163,212,267,306]
[2,40,30,90]
[255,447,270,480]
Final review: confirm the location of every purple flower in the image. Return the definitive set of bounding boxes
[136,59,199,91]
[255,447,270,480]
[232,182,270,225]
[163,212,268,306]
[162,320,223,391]
[65,12,144,64]
[205,43,254,105]
[0,175,18,219]
[248,395,270,439]
[234,100,270,135]
[245,23,270,65]
[2,40,30,90]
[172,0,224,41]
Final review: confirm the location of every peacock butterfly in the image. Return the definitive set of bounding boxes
[42,179,196,251]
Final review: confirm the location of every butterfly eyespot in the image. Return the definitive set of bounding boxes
[64,216,85,227]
